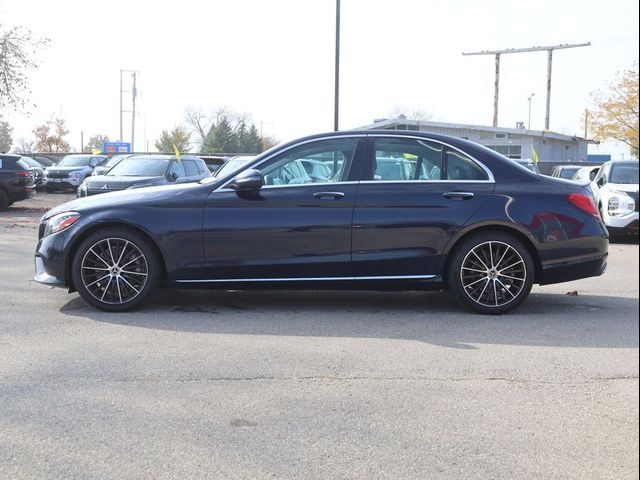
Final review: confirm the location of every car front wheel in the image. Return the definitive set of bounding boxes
[72,228,162,312]
[448,232,534,314]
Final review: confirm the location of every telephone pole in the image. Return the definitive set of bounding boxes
[462,42,590,129]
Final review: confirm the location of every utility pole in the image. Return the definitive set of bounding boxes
[334,0,341,132]
[131,72,137,152]
[462,42,590,129]
[584,109,589,138]
[119,69,139,147]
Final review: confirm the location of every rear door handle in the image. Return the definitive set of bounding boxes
[313,191,345,199]
[443,191,475,200]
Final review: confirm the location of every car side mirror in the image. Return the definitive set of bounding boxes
[166,172,179,182]
[596,177,604,187]
[230,169,263,191]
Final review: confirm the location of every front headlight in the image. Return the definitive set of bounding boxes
[43,212,81,237]
[69,171,83,179]
[608,195,634,216]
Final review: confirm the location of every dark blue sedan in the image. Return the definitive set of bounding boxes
[34,131,608,314]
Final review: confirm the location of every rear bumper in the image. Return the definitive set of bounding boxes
[540,252,608,285]
[9,186,35,202]
[607,219,639,235]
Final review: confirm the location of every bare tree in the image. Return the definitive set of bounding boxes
[388,104,434,121]
[13,136,34,153]
[184,107,212,146]
[33,117,70,152]
[0,117,12,152]
[0,23,49,111]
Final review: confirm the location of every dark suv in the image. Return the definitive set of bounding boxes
[0,154,36,210]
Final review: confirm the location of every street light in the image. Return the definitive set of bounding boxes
[527,93,535,130]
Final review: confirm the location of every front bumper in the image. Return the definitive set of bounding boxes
[43,177,83,190]
[34,256,65,287]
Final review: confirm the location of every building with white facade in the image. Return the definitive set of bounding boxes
[359,118,591,163]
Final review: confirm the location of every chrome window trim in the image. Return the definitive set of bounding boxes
[215,181,360,194]
[358,180,493,185]
[176,274,437,284]
[213,132,496,192]
[366,133,495,183]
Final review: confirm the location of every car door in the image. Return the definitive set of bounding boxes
[202,137,364,280]
[352,136,495,278]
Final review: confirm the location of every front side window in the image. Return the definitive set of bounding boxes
[259,138,357,186]
[368,138,443,181]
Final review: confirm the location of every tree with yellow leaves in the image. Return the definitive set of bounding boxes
[588,62,639,159]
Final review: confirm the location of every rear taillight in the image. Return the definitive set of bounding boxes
[567,193,600,218]
[16,171,30,177]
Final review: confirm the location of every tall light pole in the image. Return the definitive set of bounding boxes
[334,0,340,131]
[527,93,535,130]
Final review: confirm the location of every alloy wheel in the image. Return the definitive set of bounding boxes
[459,241,527,308]
[80,237,149,305]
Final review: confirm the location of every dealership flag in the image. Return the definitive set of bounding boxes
[173,143,181,161]
[531,146,540,164]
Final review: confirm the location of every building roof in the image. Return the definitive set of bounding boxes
[358,118,588,143]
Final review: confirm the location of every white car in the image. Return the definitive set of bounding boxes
[590,160,639,235]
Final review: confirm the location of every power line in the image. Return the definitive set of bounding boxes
[462,42,590,130]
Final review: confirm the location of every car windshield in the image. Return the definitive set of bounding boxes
[559,167,580,179]
[609,163,639,184]
[58,155,93,167]
[214,157,254,178]
[107,158,170,176]
[104,155,127,167]
[20,157,43,168]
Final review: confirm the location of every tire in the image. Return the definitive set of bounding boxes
[0,189,9,210]
[448,231,535,315]
[71,227,162,312]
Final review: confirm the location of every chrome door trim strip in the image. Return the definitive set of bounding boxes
[175,274,437,284]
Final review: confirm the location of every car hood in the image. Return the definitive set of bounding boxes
[42,181,206,220]
[605,183,639,194]
[85,175,163,187]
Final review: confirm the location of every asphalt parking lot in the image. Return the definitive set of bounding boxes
[1,193,638,480]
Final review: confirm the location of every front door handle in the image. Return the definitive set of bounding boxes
[313,191,345,200]
[443,191,475,200]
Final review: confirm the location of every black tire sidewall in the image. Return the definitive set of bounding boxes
[448,231,535,315]
[72,227,161,312]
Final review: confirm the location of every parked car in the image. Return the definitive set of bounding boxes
[91,154,131,176]
[77,154,209,197]
[18,156,46,191]
[199,155,228,174]
[34,131,608,314]
[590,160,639,235]
[213,155,256,178]
[514,159,540,174]
[32,155,58,167]
[43,154,108,192]
[550,165,581,180]
[0,154,35,210]
[572,166,601,183]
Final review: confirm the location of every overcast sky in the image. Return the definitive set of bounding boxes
[1,0,638,156]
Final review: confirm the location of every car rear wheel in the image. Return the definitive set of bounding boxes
[448,232,534,314]
[72,228,162,312]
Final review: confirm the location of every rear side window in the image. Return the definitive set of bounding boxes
[369,138,443,181]
[445,151,489,181]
